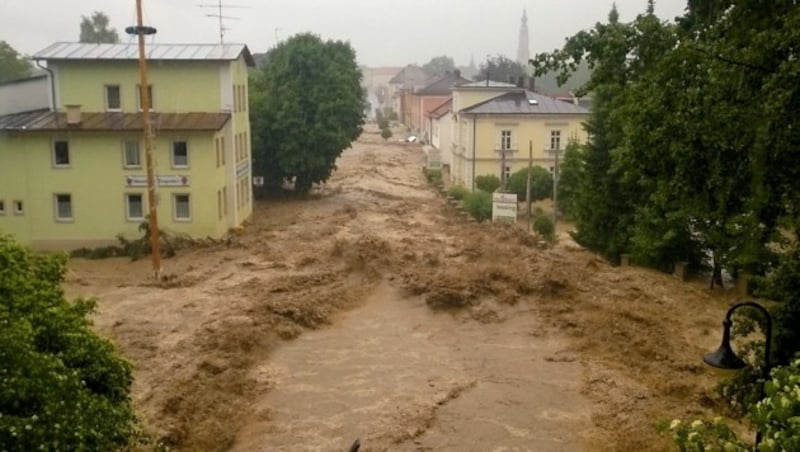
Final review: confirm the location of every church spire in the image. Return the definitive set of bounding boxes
[517,9,530,65]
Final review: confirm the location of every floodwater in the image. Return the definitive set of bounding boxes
[232,282,591,451]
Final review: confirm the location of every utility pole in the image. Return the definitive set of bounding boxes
[126,0,161,279]
[526,140,532,231]
[553,146,561,230]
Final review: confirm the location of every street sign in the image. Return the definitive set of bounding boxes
[492,192,517,223]
[124,175,189,187]
[253,176,264,187]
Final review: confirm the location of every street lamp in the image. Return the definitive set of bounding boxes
[703,301,773,446]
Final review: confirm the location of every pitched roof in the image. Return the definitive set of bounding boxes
[0,111,230,132]
[33,42,256,67]
[415,73,472,95]
[389,65,431,86]
[427,98,453,119]
[461,90,590,115]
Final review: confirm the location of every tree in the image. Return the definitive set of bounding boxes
[380,127,392,141]
[477,55,526,84]
[474,174,501,193]
[422,55,455,77]
[79,11,119,44]
[0,234,137,450]
[250,33,364,193]
[0,41,32,83]
[507,166,553,202]
[556,140,583,219]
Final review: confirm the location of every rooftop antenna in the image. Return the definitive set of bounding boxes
[197,1,250,43]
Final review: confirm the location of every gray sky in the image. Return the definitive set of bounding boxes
[1,0,687,67]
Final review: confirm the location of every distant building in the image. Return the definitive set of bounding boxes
[450,79,590,190]
[388,65,431,123]
[361,66,403,113]
[0,42,255,250]
[406,71,471,140]
[427,98,453,167]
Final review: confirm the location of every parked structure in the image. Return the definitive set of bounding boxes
[450,80,589,190]
[0,42,256,250]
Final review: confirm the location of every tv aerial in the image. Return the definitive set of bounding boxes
[197,1,251,43]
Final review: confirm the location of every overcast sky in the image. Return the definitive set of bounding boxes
[1,0,688,67]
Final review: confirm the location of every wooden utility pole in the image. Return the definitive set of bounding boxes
[526,140,533,231]
[130,0,161,278]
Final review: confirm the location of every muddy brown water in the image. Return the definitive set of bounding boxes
[232,282,591,451]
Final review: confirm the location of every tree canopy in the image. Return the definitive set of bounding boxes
[477,55,526,84]
[250,33,364,193]
[0,41,32,83]
[0,234,137,449]
[79,11,119,44]
[422,55,455,76]
[532,1,800,363]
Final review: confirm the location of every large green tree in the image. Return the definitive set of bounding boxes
[0,41,32,82]
[422,55,456,77]
[250,33,364,193]
[0,234,137,449]
[79,11,119,44]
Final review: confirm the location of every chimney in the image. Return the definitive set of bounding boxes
[65,105,82,126]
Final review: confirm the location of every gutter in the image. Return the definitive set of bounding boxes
[34,60,57,112]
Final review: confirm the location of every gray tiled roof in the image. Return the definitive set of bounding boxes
[33,42,255,66]
[461,90,590,115]
[415,74,472,95]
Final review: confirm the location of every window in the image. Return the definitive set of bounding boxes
[222,186,228,215]
[220,137,226,165]
[14,200,24,215]
[550,130,562,151]
[123,141,141,168]
[217,189,223,219]
[55,194,72,221]
[126,194,144,220]
[53,140,70,167]
[137,84,154,111]
[173,194,191,221]
[0,199,5,215]
[105,85,121,111]
[215,138,221,167]
[501,130,512,150]
[244,131,249,158]
[172,141,188,167]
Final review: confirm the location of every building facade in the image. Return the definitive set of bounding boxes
[0,42,255,250]
[450,86,589,190]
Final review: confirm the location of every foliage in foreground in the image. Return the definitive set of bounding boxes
[533,214,556,242]
[663,358,800,452]
[447,185,469,201]
[250,33,364,193]
[474,174,501,193]
[0,234,137,450]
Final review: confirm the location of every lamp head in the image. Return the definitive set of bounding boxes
[703,319,747,370]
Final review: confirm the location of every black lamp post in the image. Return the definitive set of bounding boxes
[703,301,773,447]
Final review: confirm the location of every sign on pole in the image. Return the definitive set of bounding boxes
[492,192,518,223]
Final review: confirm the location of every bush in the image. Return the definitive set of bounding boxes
[380,127,392,141]
[424,168,442,184]
[533,214,556,242]
[664,357,800,451]
[0,234,137,450]
[447,185,470,200]
[507,166,553,202]
[462,190,492,222]
[475,174,501,193]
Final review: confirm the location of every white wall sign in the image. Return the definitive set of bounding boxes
[125,175,190,187]
[253,176,264,187]
[492,192,517,223]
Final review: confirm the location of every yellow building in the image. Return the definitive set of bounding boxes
[450,81,590,190]
[0,42,255,250]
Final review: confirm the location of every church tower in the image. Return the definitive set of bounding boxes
[517,9,530,65]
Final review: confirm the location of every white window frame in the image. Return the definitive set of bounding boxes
[501,130,512,150]
[173,193,191,221]
[125,193,145,221]
[550,130,562,151]
[105,85,121,111]
[54,193,73,222]
[52,140,70,168]
[13,200,23,215]
[122,140,141,168]
[136,84,154,111]
[171,140,189,168]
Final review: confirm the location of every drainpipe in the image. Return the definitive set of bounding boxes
[35,60,57,112]
[471,114,477,191]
